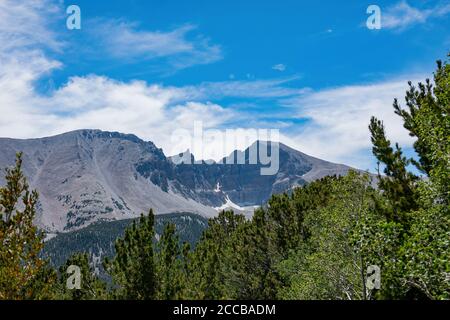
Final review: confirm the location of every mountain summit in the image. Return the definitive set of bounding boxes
[0,130,353,233]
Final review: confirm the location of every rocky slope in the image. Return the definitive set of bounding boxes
[0,129,354,233]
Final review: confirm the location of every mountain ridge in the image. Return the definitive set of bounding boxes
[0,129,355,233]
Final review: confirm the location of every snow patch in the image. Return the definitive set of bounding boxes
[214,195,245,211]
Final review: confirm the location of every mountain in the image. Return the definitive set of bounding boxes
[0,129,354,233]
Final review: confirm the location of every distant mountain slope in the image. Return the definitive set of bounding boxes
[0,130,216,232]
[42,212,208,271]
[0,129,354,232]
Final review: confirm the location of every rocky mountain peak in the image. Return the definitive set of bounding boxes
[0,130,355,233]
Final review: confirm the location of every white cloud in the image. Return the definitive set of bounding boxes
[0,0,301,156]
[0,0,233,154]
[0,0,64,138]
[89,20,222,70]
[0,0,62,53]
[272,64,286,72]
[0,1,227,150]
[48,77,237,150]
[280,77,424,169]
[0,68,237,155]
[179,76,303,100]
[383,1,450,30]
[0,1,222,74]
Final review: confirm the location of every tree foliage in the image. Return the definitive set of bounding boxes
[0,153,55,300]
[365,55,449,299]
[104,211,157,300]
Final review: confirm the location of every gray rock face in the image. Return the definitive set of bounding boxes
[0,129,354,233]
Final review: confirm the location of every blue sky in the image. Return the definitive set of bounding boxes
[53,0,448,87]
[0,0,449,171]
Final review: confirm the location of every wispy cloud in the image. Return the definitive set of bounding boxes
[383,1,450,30]
[0,0,63,53]
[179,76,304,101]
[281,76,425,169]
[0,0,298,155]
[0,0,225,144]
[1,0,222,74]
[272,64,286,72]
[89,20,222,71]
[0,70,236,153]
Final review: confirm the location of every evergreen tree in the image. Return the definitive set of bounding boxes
[224,208,281,299]
[104,210,157,300]
[268,175,339,252]
[156,223,184,299]
[0,153,56,299]
[369,118,419,221]
[186,210,245,299]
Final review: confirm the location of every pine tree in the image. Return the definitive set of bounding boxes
[104,210,157,300]
[0,153,56,299]
[369,118,419,221]
[186,210,245,299]
[156,222,183,299]
[223,208,281,299]
[393,58,449,203]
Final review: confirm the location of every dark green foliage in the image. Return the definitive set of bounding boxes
[176,176,344,300]
[184,211,245,299]
[223,209,281,299]
[369,118,419,220]
[270,175,338,251]
[156,223,181,299]
[43,212,208,271]
[104,211,157,300]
